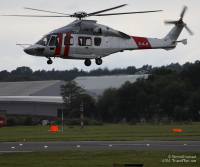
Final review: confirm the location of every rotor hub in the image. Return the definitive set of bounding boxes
[73,11,88,19]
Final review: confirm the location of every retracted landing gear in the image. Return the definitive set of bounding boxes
[47,58,53,65]
[84,59,91,66]
[95,58,102,65]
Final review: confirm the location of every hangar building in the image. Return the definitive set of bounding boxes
[0,75,148,116]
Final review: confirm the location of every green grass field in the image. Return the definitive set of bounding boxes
[0,150,199,167]
[1,123,200,167]
[0,123,200,142]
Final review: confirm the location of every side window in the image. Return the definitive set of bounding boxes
[94,37,101,46]
[78,37,92,46]
[64,36,74,45]
[85,38,92,46]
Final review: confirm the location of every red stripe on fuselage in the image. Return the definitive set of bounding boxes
[132,36,152,49]
[54,33,63,56]
[64,34,71,57]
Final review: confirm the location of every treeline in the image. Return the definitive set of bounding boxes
[59,62,200,123]
[0,61,199,82]
[95,63,200,123]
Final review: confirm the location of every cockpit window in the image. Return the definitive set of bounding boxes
[49,36,60,46]
[36,35,50,46]
[49,36,56,46]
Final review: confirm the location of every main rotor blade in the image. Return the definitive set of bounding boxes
[94,10,162,16]
[180,6,187,19]
[164,20,178,24]
[2,15,70,17]
[88,4,128,16]
[24,7,71,16]
[185,25,194,35]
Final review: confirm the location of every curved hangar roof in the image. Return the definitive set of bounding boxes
[0,80,65,104]
[0,80,65,96]
[0,75,148,102]
[0,96,63,104]
[75,74,148,96]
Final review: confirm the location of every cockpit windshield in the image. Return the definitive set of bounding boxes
[36,35,50,46]
[49,36,60,46]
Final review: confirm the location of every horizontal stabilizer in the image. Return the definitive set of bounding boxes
[174,39,187,45]
[181,39,187,45]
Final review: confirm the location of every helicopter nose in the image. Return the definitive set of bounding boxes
[24,46,35,55]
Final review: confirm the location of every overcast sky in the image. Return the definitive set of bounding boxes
[0,0,199,72]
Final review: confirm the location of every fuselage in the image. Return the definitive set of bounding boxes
[24,19,182,66]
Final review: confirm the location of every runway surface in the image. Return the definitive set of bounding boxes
[0,141,200,153]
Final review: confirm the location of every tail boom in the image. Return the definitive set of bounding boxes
[130,35,177,51]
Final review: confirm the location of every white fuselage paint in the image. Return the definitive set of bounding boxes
[30,33,178,60]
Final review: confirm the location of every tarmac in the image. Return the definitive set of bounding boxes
[0,141,200,153]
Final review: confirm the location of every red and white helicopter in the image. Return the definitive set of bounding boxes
[3,4,193,66]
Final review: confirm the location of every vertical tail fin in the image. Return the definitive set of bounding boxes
[164,25,184,40]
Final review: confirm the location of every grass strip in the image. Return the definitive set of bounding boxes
[0,150,199,167]
[0,123,200,142]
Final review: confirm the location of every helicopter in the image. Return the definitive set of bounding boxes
[3,4,193,66]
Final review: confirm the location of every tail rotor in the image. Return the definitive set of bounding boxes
[164,6,194,35]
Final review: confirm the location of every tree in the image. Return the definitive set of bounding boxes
[96,88,117,122]
[0,70,9,81]
[173,106,189,122]
[11,66,33,76]
[135,91,149,120]
[187,89,200,121]
[112,81,135,122]
[135,91,157,122]
[126,66,137,74]
[70,94,96,118]
[160,81,187,122]
[60,80,84,110]
[181,62,200,89]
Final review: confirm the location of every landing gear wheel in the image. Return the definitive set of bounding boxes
[95,58,102,65]
[47,59,53,65]
[84,59,91,66]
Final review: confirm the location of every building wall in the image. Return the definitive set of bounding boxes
[0,102,63,117]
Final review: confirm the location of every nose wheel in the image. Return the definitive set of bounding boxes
[47,58,53,65]
[95,58,102,65]
[84,59,91,66]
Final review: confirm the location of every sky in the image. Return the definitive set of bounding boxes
[0,0,199,72]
